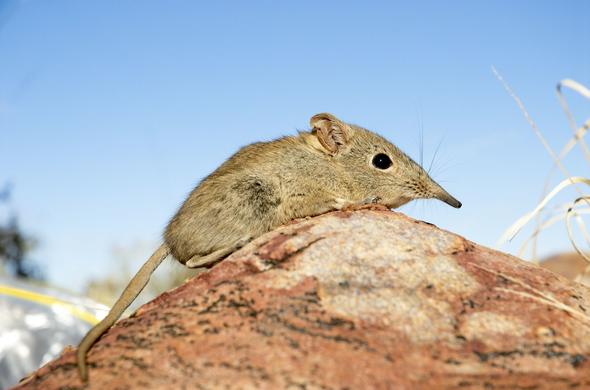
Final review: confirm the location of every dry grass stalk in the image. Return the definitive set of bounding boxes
[493,68,589,274]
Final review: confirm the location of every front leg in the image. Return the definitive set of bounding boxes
[334,196,381,210]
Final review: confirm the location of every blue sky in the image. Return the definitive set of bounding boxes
[1,1,589,292]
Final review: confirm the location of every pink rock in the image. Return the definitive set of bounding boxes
[12,208,590,389]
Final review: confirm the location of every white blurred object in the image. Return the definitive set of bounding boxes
[0,277,108,389]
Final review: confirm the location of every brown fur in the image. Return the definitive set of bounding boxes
[77,113,461,381]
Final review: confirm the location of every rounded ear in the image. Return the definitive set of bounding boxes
[310,113,352,155]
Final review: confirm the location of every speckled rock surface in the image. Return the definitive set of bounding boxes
[13,207,590,389]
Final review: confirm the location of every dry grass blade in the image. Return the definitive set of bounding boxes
[494,71,590,263]
[529,84,590,258]
[518,207,590,259]
[498,177,590,245]
[472,263,590,325]
[566,196,590,264]
[559,79,590,99]
[557,120,590,161]
[575,213,590,246]
[557,79,590,162]
[492,66,577,184]
[496,288,590,326]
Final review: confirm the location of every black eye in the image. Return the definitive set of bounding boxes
[372,153,392,170]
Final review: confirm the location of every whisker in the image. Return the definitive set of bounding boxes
[428,135,446,175]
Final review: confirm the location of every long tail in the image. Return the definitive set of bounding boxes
[76,244,170,381]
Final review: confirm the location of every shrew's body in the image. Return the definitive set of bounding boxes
[77,113,461,381]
